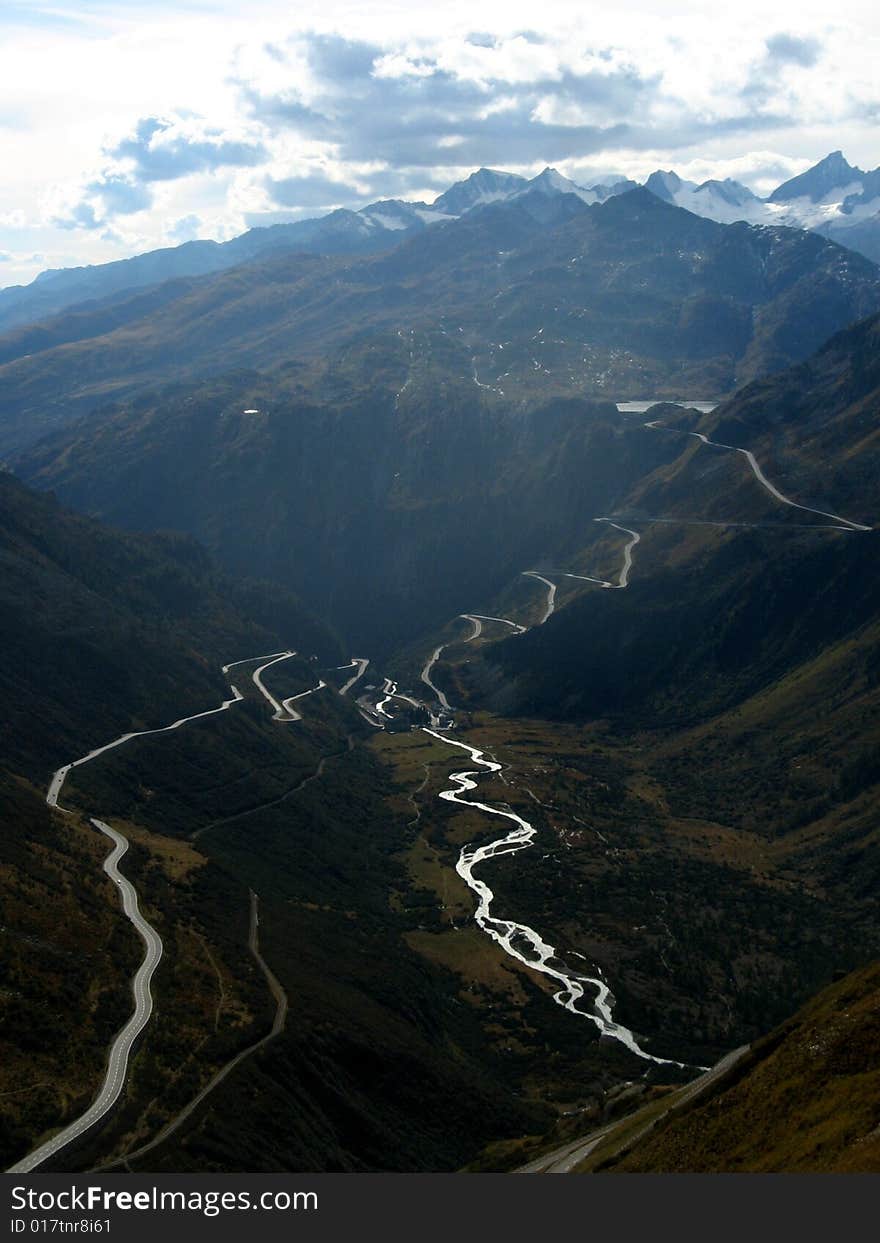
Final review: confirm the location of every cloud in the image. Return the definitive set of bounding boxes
[237,31,803,213]
[56,200,100,230]
[88,173,152,216]
[306,32,378,82]
[742,30,826,106]
[49,113,269,230]
[168,213,203,243]
[3,7,879,285]
[243,32,682,195]
[109,116,268,182]
[53,175,149,231]
[765,33,822,67]
[264,170,363,208]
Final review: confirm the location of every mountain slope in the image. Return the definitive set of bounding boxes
[15,343,679,652]
[598,961,880,1172]
[698,309,880,519]
[482,306,880,725]
[2,151,877,352]
[0,473,557,1174]
[0,165,624,339]
[0,471,337,779]
[0,203,440,340]
[0,470,347,1167]
[4,190,879,457]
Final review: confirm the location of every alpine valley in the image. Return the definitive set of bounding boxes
[1,154,879,1176]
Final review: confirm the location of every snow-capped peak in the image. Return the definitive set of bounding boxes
[432,168,529,216]
[695,178,761,208]
[517,167,599,204]
[644,170,696,203]
[768,151,862,204]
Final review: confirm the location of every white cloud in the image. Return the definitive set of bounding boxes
[0,1,878,285]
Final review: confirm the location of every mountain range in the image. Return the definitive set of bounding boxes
[2,185,880,461]
[0,166,631,339]
[2,133,880,1177]
[0,151,877,345]
[12,194,880,651]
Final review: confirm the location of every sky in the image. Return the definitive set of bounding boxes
[1,0,878,287]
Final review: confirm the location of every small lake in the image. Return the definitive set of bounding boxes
[616,400,718,414]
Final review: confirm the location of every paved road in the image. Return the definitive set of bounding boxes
[418,616,524,717]
[281,680,326,721]
[221,650,288,674]
[461,614,483,640]
[552,569,613,588]
[338,657,369,696]
[522,571,557,623]
[687,430,871,531]
[249,651,330,722]
[594,519,641,587]
[46,687,247,809]
[7,651,289,1173]
[517,1044,750,1174]
[516,1123,619,1175]
[97,890,288,1172]
[7,821,164,1173]
[250,650,299,719]
[421,643,454,710]
[467,614,526,633]
[635,414,871,532]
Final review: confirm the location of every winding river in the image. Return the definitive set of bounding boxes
[409,524,689,1066]
[411,413,871,1068]
[423,729,688,1068]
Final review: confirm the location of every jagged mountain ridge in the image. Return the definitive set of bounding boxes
[0,166,627,338]
[2,151,877,343]
[14,217,880,651]
[3,187,880,457]
[649,151,880,262]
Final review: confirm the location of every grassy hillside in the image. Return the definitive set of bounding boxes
[0,475,557,1173]
[378,318,880,1090]
[0,473,346,1169]
[699,309,880,524]
[599,961,880,1172]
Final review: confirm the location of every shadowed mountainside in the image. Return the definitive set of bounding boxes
[599,960,880,1172]
[3,190,880,456]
